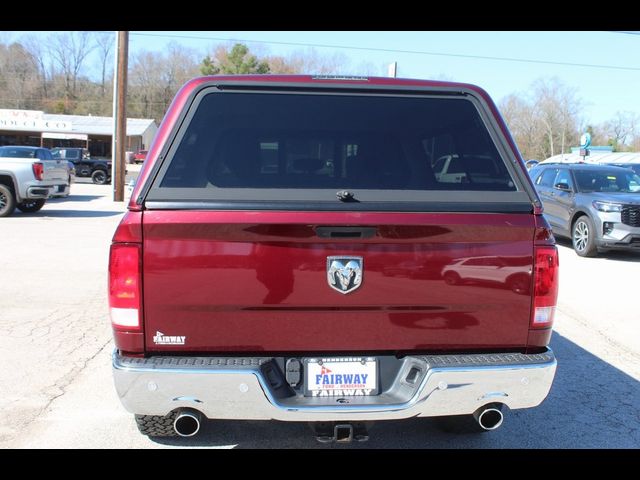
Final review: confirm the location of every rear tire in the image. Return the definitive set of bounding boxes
[91,169,108,185]
[17,199,46,213]
[135,411,179,437]
[572,215,598,257]
[0,184,16,217]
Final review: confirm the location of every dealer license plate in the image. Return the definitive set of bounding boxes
[304,357,378,397]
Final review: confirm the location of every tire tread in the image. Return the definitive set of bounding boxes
[0,184,16,217]
[135,411,178,437]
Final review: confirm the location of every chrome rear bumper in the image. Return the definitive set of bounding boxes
[112,349,556,421]
[26,187,51,198]
[26,184,67,199]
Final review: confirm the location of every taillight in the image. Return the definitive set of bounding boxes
[531,246,559,328]
[32,162,44,180]
[109,243,142,331]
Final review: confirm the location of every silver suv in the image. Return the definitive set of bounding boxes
[530,163,640,257]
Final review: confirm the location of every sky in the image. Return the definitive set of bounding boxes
[5,30,640,126]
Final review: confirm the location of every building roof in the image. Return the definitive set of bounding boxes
[41,113,155,136]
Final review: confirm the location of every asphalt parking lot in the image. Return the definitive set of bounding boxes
[0,184,639,448]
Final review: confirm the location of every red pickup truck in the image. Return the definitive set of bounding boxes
[109,75,558,442]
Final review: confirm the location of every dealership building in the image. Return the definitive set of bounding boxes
[0,109,157,158]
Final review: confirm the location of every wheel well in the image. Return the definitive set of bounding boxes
[0,174,16,194]
[571,211,590,230]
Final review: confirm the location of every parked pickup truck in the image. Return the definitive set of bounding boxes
[110,75,559,442]
[0,146,70,217]
[51,147,112,185]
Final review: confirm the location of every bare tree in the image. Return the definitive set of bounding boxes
[48,32,95,100]
[499,78,583,160]
[630,114,640,151]
[531,78,582,159]
[129,50,163,118]
[268,48,346,75]
[95,32,114,98]
[22,35,51,99]
[601,111,640,151]
[160,43,200,107]
[499,94,540,160]
[352,61,383,76]
[129,44,199,121]
[0,42,39,109]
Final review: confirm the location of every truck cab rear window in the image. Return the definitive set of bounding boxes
[150,91,517,202]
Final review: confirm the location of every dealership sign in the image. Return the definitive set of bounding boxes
[0,109,44,120]
[0,109,72,132]
[0,118,72,132]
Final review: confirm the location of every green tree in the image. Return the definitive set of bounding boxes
[200,55,219,75]
[199,43,269,76]
[224,44,269,74]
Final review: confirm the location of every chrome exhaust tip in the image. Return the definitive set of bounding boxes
[473,405,504,431]
[173,410,202,437]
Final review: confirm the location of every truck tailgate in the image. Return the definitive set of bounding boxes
[142,210,535,353]
[43,159,68,182]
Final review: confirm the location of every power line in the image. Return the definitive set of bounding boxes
[128,31,640,72]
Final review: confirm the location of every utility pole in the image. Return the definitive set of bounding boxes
[111,32,118,198]
[112,31,128,201]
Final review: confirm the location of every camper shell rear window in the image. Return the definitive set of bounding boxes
[145,88,531,209]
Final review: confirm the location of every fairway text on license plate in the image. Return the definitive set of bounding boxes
[306,358,378,396]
